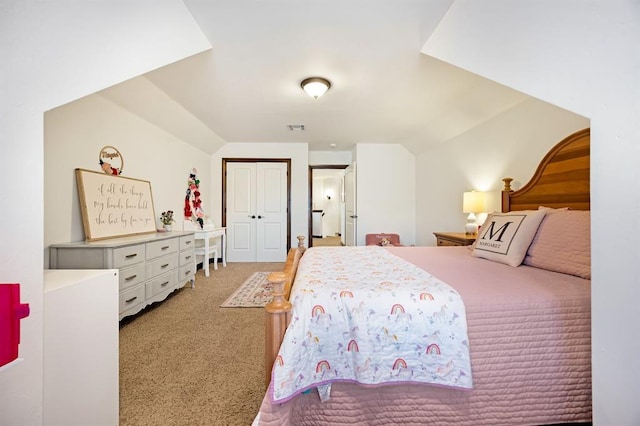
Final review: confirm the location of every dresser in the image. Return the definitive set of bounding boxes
[433,232,476,247]
[49,231,195,320]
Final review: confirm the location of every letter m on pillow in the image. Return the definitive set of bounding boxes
[483,221,514,243]
[472,210,546,267]
[477,216,521,255]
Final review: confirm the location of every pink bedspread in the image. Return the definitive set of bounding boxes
[257,246,591,425]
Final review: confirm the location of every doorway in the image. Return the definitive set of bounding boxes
[222,158,291,262]
[309,165,348,247]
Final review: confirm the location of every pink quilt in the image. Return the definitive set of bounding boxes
[256,246,591,425]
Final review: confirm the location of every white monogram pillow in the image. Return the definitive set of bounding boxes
[472,210,547,267]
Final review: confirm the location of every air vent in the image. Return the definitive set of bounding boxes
[287,124,305,131]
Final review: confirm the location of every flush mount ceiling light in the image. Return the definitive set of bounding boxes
[301,77,331,99]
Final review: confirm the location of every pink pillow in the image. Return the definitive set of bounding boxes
[538,206,570,211]
[523,210,591,279]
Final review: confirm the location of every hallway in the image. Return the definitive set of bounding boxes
[312,235,343,247]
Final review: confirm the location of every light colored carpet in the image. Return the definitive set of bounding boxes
[119,262,283,426]
[312,235,343,246]
[220,271,273,308]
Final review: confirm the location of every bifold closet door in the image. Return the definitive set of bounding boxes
[226,162,287,262]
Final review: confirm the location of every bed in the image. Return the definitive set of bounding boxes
[257,128,591,425]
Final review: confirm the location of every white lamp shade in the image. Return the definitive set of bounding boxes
[301,77,331,99]
[463,191,486,214]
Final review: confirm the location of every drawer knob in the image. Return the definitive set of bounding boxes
[161,263,169,269]
[124,274,137,282]
[161,281,169,287]
[161,246,170,250]
[125,296,138,304]
[125,253,138,259]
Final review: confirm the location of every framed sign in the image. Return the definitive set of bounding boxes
[75,168,157,241]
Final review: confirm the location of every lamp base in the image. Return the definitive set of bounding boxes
[465,222,478,236]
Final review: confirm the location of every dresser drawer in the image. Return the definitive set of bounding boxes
[113,244,145,268]
[146,238,178,260]
[433,232,476,247]
[146,270,178,299]
[436,237,459,246]
[179,248,195,266]
[146,254,178,278]
[119,284,145,313]
[119,263,146,291]
[179,263,195,282]
[180,235,195,251]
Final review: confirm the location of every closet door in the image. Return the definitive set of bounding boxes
[256,162,287,262]
[227,163,257,262]
[226,162,287,262]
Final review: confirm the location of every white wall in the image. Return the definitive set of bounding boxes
[44,94,213,260]
[424,2,640,423]
[0,1,210,424]
[211,143,309,249]
[355,144,416,246]
[416,97,589,245]
[309,150,353,165]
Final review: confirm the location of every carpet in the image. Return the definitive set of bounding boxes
[119,262,281,425]
[312,235,344,246]
[220,271,274,307]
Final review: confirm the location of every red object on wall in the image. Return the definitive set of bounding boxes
[0,284,30,368]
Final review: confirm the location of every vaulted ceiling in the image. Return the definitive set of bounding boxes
[99,1,530,154]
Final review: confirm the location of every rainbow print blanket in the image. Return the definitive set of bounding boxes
[270,246,472,403]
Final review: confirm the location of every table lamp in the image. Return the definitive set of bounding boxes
[463,190,486,235]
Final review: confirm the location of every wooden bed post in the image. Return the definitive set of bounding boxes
[265,272,291,387]
[296,235,306,253]
[264,236,305,387]
[501,177,513,212]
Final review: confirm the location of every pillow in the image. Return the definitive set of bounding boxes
[538,206,570,211]
[523,209,591,279]
[471,210,546,266]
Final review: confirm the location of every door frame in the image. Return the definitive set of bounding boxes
[222,158,292,252]
[308,164,348,247]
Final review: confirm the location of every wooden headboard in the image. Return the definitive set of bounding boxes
[502,128,590,212]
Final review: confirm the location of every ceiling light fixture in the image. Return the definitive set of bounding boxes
[301,77,331,99]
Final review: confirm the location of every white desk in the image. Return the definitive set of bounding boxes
[193,227,226,277]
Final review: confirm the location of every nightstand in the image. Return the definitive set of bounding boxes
[433,232,476,247]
